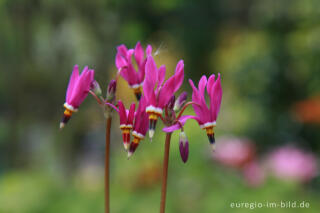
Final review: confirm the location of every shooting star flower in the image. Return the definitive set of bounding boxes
[128,96,149,158]
[189,74,222,150]
[143,56,184,139]
[118,101,135,150]
[162,74,222,151]
[115,42,152,100]
[60,65,94,129]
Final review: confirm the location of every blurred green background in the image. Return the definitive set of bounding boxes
[1,0,320,212]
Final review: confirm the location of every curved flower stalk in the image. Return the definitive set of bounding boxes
[60,65,95,129]
[143,56,184,139]
[115,42,152,100]
[128,96,149,157]
[163,74,222,150]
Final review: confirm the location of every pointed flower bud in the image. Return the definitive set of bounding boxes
[167,95,175,110]
[166,95,175,120]
[106,79,117,103]
[104,80,117,118]
[174,91,187,112]
[90,80,102,97]
[179,131,189,163]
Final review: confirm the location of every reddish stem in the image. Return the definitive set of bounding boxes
[105,117,112,213]
[176,101,199,120]
[160,133,172,213]
[89,90,103,105]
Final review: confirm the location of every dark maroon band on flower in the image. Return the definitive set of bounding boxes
[129,141,140,154]
[207,133,215,144]
[149,119,157,131]
[61,114,71,125]
[135,92,141,101]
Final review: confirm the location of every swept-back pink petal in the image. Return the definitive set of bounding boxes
[66,65,79,102]
[206,74,216,96]
[134,96,149,135]
[172,60,184,92]
[198,75,207,99]
[127,103,136,125]
[157,61,184,108]
[189,79,209,124]
[139,111,149,135]
[162,115,198,132]
[146,45,152,56]
[143,79,157,106]
[210,73,222,121]
[137,60,146,83]
[157,76,175,108]
[117,45,128,57]
[127,49,134,63]
[119,67,130,83]
[145,56,158,86]
[134,42,144,66]
[157,65,166,89]
[69,68,94,108]
[118,100,127,125]
[115,52,127,70]
[125,65,138,85]
[189,79,201,103]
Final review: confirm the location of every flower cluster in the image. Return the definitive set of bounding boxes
[60,41,223,162]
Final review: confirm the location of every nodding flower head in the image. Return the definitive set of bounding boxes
[118,100,135,150]
[115,42,152,100]
[128,96,149,158]
[189,74,222,148]
[143,56,184,139]
[179,131,189,163]
[60,65,94,129]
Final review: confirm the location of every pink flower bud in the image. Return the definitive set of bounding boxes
[174,92,187,112]
[179,131,189,163]
[90,80,102,96]
[106,79,117,102]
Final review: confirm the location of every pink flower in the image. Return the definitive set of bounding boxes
[60,65,94,129]
[162,74,222,149]
[266,146,318,183]
[189,74,222,148]
[213,137,255,168]
[243,161,265,187]
[143,56,184,138]
[118,101,135,150]
[128,96,149,158]
[115,42,152,100]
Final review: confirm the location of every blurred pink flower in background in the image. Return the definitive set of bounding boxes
[266,146,318,183]
[213,137,255,168]
[243,161,265,187]
[213,137,266,186]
